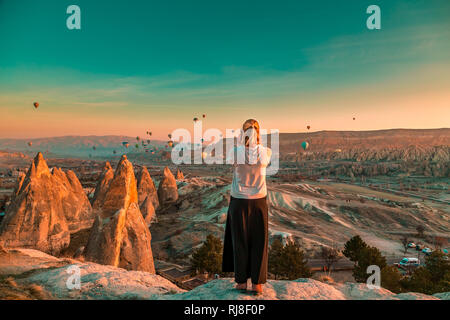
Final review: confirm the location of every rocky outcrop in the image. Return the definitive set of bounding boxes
[0,153,70,254]
[176,169,184,180]
[84,155,155,273]
[157,167,178,205]
[137,166,159,210]
[140,196,156,226]
[1,249,446,300]
[91,162,114,210]
[51,168,93,232]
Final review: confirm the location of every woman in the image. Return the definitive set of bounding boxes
[222,119,272,294]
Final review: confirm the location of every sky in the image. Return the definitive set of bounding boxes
[0,0,449,139]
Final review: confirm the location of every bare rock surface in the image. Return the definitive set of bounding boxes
[157,166,179,205]
[0,248,182,299]
[0,248,446,300]
[84,155,155,273]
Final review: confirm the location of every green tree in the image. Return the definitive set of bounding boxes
[401,251,450,295]
[190,234,223,277]
[381,266,403,294]
[343,235,368,264]
[269,240,312,280]
[268,238,284,279]
[353,246,387,283]
[281,242,312,280]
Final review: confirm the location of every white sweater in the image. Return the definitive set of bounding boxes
[227,144,272,199]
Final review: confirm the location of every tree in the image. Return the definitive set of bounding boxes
[269,240,312,280]
[268,238,284,279]
[353,246,387,283]
[320,243,342,276]
[400,236,410,254]
[280,242,312,280]
[401,251,450,295]
[190,234,223,277]
[381,265,404,294]
[343,235,368,264]
[434,236,447,250]
[416,225,425,238]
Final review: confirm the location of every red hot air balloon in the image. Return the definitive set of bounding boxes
[202,114,206,118]
[307,126,310,130]
[33,102,39,109]
[353,117,356,120]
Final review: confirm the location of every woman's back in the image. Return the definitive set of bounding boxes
[228,144,272,199]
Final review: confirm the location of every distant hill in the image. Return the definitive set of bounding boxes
[276,128,450,153]
[0,135,166,159]
[0,129,449,160]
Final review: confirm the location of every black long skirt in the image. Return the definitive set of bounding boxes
[222,196,269,284]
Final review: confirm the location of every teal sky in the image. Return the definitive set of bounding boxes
[1,0,449,139]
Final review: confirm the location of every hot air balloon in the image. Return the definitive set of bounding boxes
[168,133,172,139]
[168,140,173,147]
[307,126,310,130]
[202,114,206,118]
[27,141,33,147]
[149,131,152,136]
[136,136,140,141]
[193,117,198,122]
[353,117,356,120]
[301,141,309,151]
[122,142,129,148]
[33,102,39,109]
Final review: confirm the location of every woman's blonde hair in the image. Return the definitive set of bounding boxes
[242,119,260,146]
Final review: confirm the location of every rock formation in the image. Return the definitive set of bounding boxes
[157,167,178,205]
[137,166,159,210]
[0,153,70,254]
[91,162,114,210]
[51,167,93,232]
[140,196,156,226]
[176,169,184,180]
[84,155,155,273]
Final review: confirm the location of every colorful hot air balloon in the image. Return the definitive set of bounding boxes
[122,142,129,148]
[301,141,309,151]
[33,102,39,109]
[168,140,173,147]
[307,125,310,130]
[27,141,33,147]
